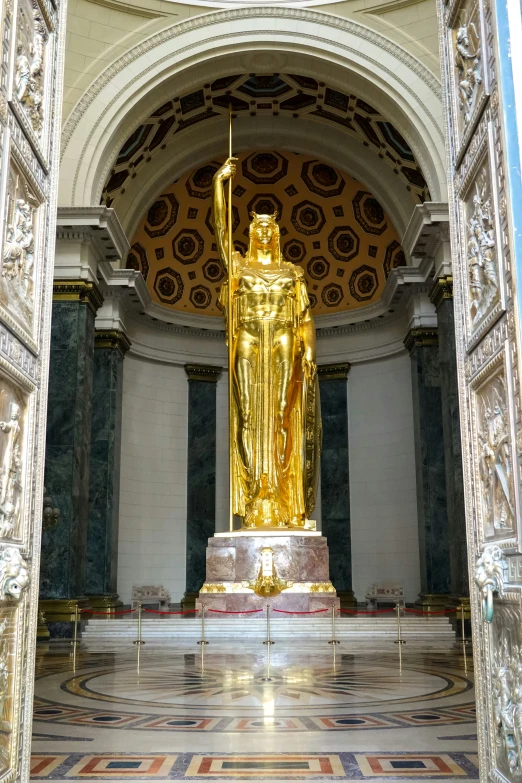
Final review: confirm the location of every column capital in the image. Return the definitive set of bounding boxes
[53,280,104,315]
[404,327,439,352]
[94,329,132,355]
[318,362,351,380]
[429,276,453,309]
[184,364,222,382]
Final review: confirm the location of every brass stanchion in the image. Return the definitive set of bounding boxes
[71,605,79,646]
[261,636,273,682]
[394,602,406,645]
[263,604,274,645]
[133,602,145,645]
[197,604,209,645]
[328,604,340,645]
[460,604,471,645]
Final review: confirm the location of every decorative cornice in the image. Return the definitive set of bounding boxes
[318,362,351,380]
[404,327,439,352]
[430,276,454,309]
[94,329,132,355]
[184,364,222,382]
[56,206,129,262]
[53,280,104,315]
[402,202,450,260]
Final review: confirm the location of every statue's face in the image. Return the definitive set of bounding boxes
[253,220,275,247]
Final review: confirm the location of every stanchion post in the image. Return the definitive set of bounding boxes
[328,604,340,645]
[394,602,406,645]
[263,604,274,645]
[197,603,209,645]
[72,605,79,646]
[133,602,145,645]
[460,604,471,645]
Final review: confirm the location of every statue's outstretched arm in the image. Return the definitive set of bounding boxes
[212,158,237,272]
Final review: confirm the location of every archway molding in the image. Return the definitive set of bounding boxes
[59,7,447,217]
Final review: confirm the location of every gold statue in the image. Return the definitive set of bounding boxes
[213,157,321,529]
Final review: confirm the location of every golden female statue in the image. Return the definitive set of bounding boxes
[213,157,321,529]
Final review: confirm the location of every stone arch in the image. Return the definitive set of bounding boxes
[59,7,446,233]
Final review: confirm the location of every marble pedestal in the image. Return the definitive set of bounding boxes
[198,532,339,613]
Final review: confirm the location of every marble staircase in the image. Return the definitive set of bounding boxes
[81,615,456,645]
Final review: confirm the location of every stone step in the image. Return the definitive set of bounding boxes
[82,616,456,640]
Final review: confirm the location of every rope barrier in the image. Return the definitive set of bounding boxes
[80,608,136,616]
[142,608,198,615]
[403,607,458,615]
[207,608,263,614]
[340,608,395,615]
[272,608,329,614]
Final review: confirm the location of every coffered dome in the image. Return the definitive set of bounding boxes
[126,150,405,317]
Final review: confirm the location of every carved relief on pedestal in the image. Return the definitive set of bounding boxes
[463,158,500,341]
[14,0,47,138]
[0,382,27,541]
[472,358,517,544]
[1,161,39,338]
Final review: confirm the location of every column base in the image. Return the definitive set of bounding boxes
[337,590,357,609]
[415,593,451,613]
[39,598,91,639]
[85,594,123,613]
[181,591,200,612]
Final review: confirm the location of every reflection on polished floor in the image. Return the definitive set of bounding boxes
[31,643,478,782]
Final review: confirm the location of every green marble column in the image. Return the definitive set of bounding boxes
[39,281,103,637]
[405,328,451,610]
[85,330,131,611]
[182,364,221,610]
[318,363,356,608]
[431,278,469,607]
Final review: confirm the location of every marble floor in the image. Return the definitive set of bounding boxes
[31,641,478,783]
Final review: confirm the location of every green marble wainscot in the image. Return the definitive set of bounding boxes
[405,328,451,608]
[39,282,103,638]
[318,364,356,608]
[85,330,130,612]
[182,365,222,610]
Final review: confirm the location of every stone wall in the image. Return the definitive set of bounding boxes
[117,355,188,604]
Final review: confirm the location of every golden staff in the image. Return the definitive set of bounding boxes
[228,105,234,533]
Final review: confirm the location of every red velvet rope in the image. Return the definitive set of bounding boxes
[142,608,198,615]
[80,608,136,616]
[403,607,458,615]
[272,608,329,614]
[206,608,263,614]
[340,608,395,615]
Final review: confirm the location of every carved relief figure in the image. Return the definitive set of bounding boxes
[467,170,499,331]
[1,167,38,333]
[0,548,29,600]
[492,640,522,775]
[15,0,46,136]
[455,16,482,125]
[477,374,514,538]
[0,387,25,540]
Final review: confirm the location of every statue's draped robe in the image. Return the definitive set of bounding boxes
[220,254,321,526]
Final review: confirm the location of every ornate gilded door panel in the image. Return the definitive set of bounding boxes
[440,0,522,776]
[0,0,66,778]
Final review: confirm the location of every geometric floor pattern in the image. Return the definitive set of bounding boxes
[31,643,478,781]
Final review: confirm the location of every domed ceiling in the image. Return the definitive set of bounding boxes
[102,73,430,208]
[126,150,406,316]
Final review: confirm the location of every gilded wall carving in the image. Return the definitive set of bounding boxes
[473,364,516,540]
[1,160,39,340]
[13,0,47,141]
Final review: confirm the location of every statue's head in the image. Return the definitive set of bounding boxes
[248,212,281,262]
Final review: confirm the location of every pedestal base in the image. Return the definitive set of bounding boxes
[198,533,339,613]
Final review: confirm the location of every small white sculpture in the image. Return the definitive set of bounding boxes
[455,21,482,124]
[0,547,29,600]
[15,6,45,135]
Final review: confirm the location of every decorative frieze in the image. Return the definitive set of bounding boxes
[403,327,438,351]
[317,363,350,380]
[184,364,222,383]
[94,329,131,356]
